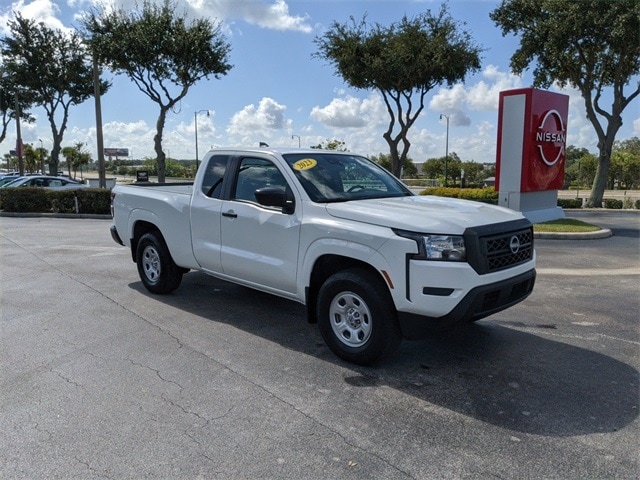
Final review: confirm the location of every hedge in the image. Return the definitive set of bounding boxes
[557,198,583,208]
[603,198,623,209]
[419,190,640,209]
[419,187,499,204]
[0,187,111,214]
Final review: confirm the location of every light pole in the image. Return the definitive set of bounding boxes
[194,109,209,171]
[39,138,44,173]
[292,134,300,147]
[440,114,449,187]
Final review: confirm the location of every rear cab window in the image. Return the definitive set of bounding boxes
[201,155,231,198]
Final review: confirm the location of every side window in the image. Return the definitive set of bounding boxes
[234,157,287,203]
[201,155,230,198]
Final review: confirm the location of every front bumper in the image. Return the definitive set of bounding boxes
[397,268,536,339]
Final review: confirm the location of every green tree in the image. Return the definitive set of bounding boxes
[565,152,598,189]
[421,157,446,178]
[0,71,34,146]
[421,152,462,185]
[461,161,486,187]
[611,150,640,189]
[311,139,348,151]
[83,0,232,182]
[22,144,37,173]
[491,0,640,207]
[615,136,640,156]
[371,152,416,177]
[563,145,593,186]
[61,142,91,179]
[612,137,640,189]
[1,13,109,175]
[314,6,481,177]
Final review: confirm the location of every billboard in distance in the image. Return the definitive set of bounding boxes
[104,148,129,157]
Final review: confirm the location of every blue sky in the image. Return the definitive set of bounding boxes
[2,0,639,164]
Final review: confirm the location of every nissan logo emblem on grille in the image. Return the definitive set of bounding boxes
[510,235,521,254]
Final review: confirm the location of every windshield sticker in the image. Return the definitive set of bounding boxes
[293,158,317,171]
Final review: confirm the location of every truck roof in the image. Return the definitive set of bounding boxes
[204,147,348,156]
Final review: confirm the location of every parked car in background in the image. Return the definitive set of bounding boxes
[0,175,88,190]
[0,175,25,187]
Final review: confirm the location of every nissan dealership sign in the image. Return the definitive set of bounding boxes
[495,88,570,223]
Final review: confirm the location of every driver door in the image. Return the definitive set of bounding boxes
[219,156,301,295]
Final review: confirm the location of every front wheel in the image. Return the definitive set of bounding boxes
[136,232,183,294]
[317,268,401,365]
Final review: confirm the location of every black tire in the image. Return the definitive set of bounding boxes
[317,268,401,365]
[136,232,183,294]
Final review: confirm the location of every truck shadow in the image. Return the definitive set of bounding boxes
[131,271,639,438]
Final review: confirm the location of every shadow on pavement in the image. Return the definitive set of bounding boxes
[130,271,639,438]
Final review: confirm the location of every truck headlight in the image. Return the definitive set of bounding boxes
[393,229,466,262]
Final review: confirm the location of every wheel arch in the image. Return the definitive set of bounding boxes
[130,220,163,262]
[305,254,388,324]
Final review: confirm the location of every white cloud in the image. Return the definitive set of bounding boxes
[310,93,386,129]
[227,97,292,144]
[0,0,69,35]
[429,65,523,123]
[310,97,366,128]
[187,0,312,33]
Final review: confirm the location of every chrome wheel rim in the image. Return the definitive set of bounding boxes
[142,245,161,284]
[329,291,372,347]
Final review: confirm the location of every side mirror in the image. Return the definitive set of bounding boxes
[255,187,295,214]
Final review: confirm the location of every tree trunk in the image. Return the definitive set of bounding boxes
[585,125,617,208]
[49,142,61,175]
[154,107,168,183]
[384,133,402,177]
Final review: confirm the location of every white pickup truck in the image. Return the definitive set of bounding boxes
[110,147,535,365]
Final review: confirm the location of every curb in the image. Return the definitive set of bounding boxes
[0,212,112,220]
[534,228,613,240]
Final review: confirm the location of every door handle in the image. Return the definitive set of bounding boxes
[222,210,238,218]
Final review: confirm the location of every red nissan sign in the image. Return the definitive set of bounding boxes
[496,88,569,192]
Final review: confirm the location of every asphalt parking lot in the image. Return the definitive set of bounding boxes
[1,212,638,479]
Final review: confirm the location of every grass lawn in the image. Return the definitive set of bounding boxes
[534,218,602,232]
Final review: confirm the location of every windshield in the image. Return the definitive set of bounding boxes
[283,153,413,203]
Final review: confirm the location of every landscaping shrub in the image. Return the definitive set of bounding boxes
[558,198,583,208]
[50,190,78,213]
[636,199,640,210]
[0,188,111,214]
[603,198,623,209]
[77,189,111,214]
[419,186,498,204]
[0,188,51,212]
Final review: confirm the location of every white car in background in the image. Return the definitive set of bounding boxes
[1,175,89,190]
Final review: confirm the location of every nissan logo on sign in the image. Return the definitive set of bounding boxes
[509,235,521,254]
[535,109,566,166]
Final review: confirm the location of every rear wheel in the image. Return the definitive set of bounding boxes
[136,232,183,294]
[317,268,401,365]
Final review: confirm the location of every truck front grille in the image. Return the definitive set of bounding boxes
[484,229,534,272]
[465,219,534,275]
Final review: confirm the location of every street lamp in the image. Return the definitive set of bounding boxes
[440,114,449,187]
[194,109,209,171]
[292,134,300,148]
[39,138,44,173]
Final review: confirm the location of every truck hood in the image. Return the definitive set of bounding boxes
[325,195,524,234]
